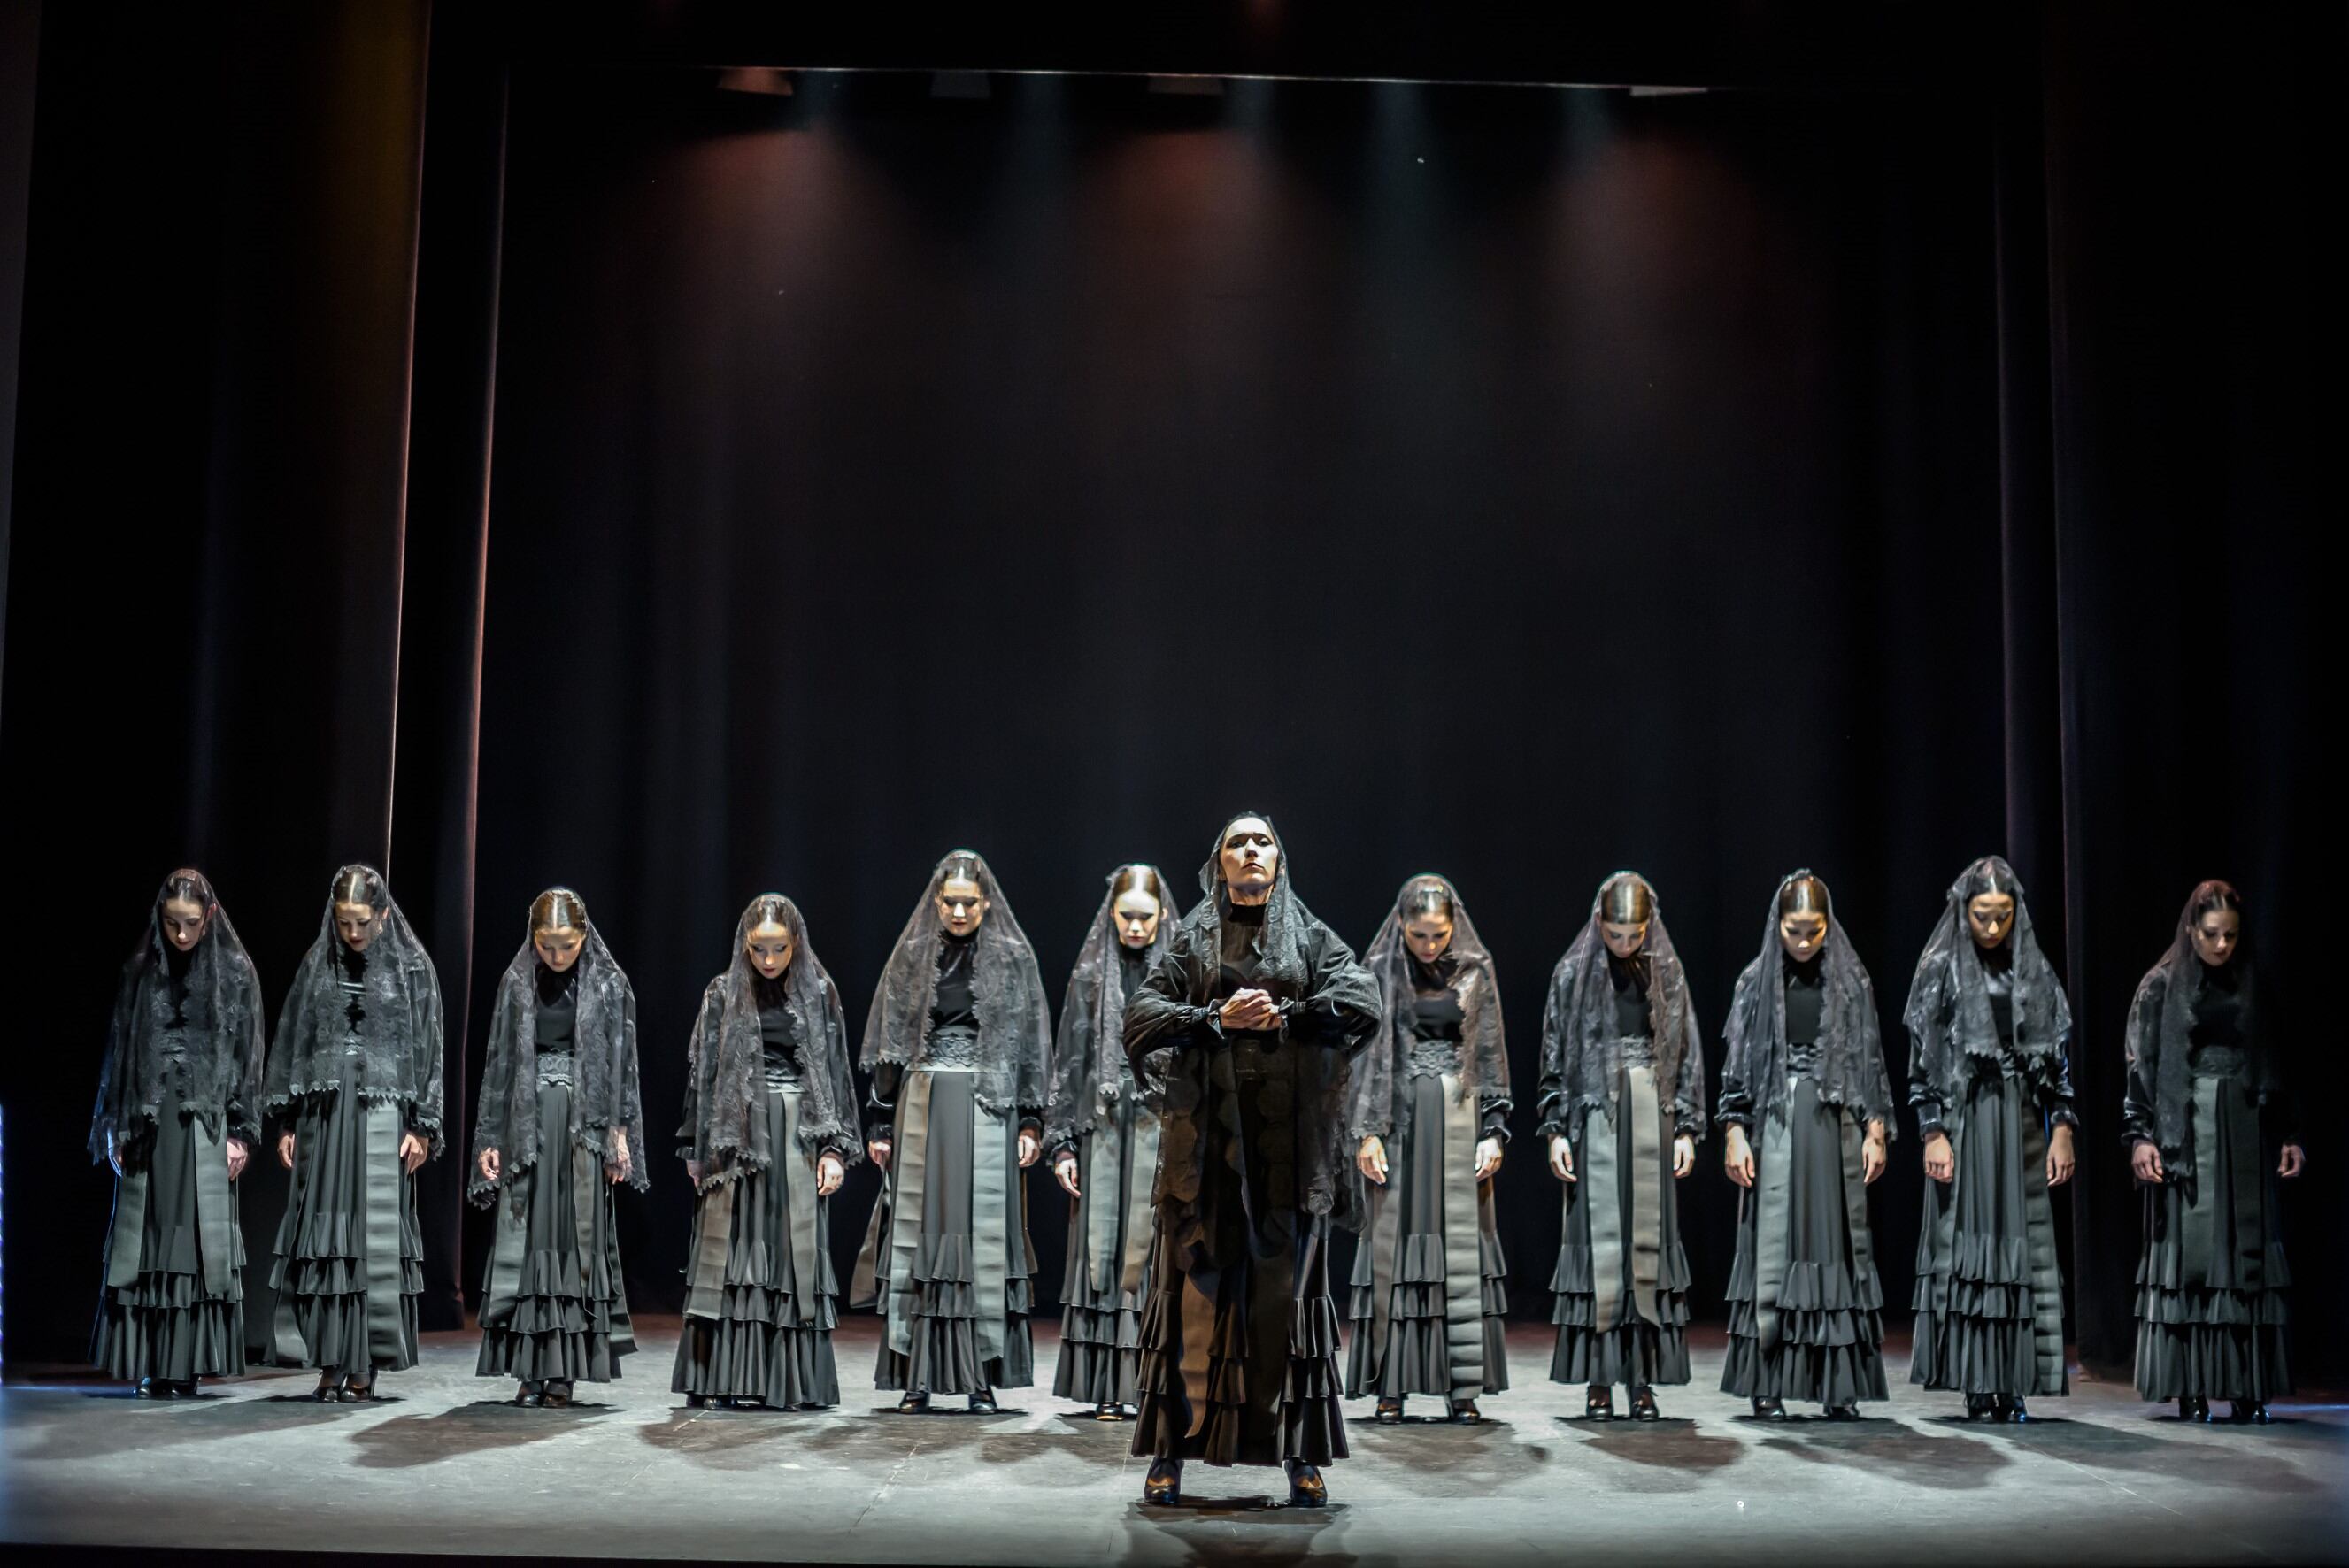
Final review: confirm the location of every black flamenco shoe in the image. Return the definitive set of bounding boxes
[1751,1396,1788,1422]
[1282,1459,1329,1508]
[2000,1396,2031,1424]
[542,1381,574,1409]
[967,1387,998,1414]
[2179,1395,2210,1423]
[896,1389,932,1415]
[1374,1397,1405,1425]
[1584,1386,1615,1420]
[135,1378,161,1400]
[1094,1401,1124,1422]
[2232,1400,2271,1425]
[1450,1399,1482,1425]
[313,1373,343,1403]
[684,1393,711,1410]
[1142,1457,1182,1506]
[1822,1403,1862,1421]
[340,1376,375,1404]
[1627,1387,1660,1422]
[172,1380,202,1398]
[1964,1394,1998,1421]
[515,1383,544,1408]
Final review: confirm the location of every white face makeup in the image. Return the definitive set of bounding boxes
[1221,818,1278,903]
[160,896,209,953]
[745,919,797,979]
[2191,907,2241,966]
[936,875,989,938]
[1113,888,1163,949]
[1967,892,2015,949]
[535,925,585,973]
[335,901,378,953]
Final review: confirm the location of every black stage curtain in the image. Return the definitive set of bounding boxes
[1,4,2335,1384]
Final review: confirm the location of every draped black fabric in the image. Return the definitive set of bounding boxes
[1352,874,1510,1144]
[90,872,266,1160]
[0,7,2335,1380]
[1720,872,1897,1135]
[1044,866,1179,1157]
[2122,896,2283,1160]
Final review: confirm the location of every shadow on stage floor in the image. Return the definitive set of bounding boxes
[5,1319,2344,1565]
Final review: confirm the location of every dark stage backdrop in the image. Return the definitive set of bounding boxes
[1,4,2337,1385]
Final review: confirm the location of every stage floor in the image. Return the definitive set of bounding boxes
[4,1320,2343,1565]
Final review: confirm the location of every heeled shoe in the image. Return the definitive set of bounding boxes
[340,1375,375,1403]
[2000,1396,2030,1424]
[2179,1395,2210,1423]
[1627,1387,1660,1422]
[1751,1397,1788,1421]
[1450,1400,1481,1425]
[172,1380,201,1398]
[515,1383,544,1408]
[1584,1386,1614,1420]
[896,1389,932,1415]
[1094,1401,1124,1421]
[1283,1459,1328,1507]
[1374,1397,1405,1425]
[313,1374,343,1403]
[542,1381,574,1409]
[1964,1394,1998,1421]
[2232,1400,2271,1425]
[684,1393,711,1410]
[1822,1403,1861,1421]
[1142,1457,1182,1506]
[967,1387,998,1414]
[135,1378,160,1400]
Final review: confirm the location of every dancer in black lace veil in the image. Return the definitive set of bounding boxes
[1123,812,1379,1508]
[471,889,643,1405]
[1046,864,1179,1418]
[675,894,861,1410]
[90,869,265,1396]
[1904,854,2077,1420]
[1344,873,1511,1424]
[265,865,443,1400]
[1537,872,1702,1419]
[1717,872,1894,1418]
[851,849,1049,1411]
[2124,880,2301,1422]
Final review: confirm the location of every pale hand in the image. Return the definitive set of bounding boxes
[1548,1134,1576,1183]
[868,1139,891,1172]
[816,1151,845,1197]
[1017,1129,1041,1169]
[399,1132,428,1174]
[226,1138,250,1182]
[1923,1132,1955,1184]
[608,1130,633,1186]
[1672,1133,1697,1179]
[1723,1125,1755,1188]
[1861,1121,1888,1185]
[278,1132,297,1170]
[2278,1143,2305,1180]
[1219,988,1279,1032]
[478,1147,502,1186]
[2045,1123,2075,1188]
[686,1159,705,1187]
[2131,1141,2166,1184]
[107,1131,124,1177]
[1055,1153,1082,1197]
[1475,1136,1504,1181]
[1357,1135,1389,1186]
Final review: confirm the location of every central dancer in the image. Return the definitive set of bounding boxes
[1124,812,1380,1509]
[854,849,1050,1412]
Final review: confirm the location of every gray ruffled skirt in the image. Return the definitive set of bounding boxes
[269,1089,423,1373]
[93,1084,247,1382]
[1053,1095,1159,1407]
[2133,1072,2291,1401]
[1548,1072,1692,1388]
[858,1066,1036,1394]
[1721,1077,1887,1405]
[1346,1074,1508,1400]
[674,1076,840,1407]
[1911,1072,2068,1397]
[476,1065,635,1385]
